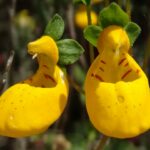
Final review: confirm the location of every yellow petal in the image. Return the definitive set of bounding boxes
[0,68,68,137]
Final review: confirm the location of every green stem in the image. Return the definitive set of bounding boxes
[86,4,94,63]
[9,0,17,49]
[126,0,132,55]
[67,1,76,39]
[126,0,131,19]
[104,0,109,6]
[143,37,150,74]
[67,75,85,95]
[86,5,92,25]
[95,135,109,150]
[117,0,122,6]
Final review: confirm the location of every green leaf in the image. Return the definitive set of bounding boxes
[44,14,64,40]
[84,25,102,47]
[57,39,84,65]
[99,2,130,28]
[81,0,91,5]
[124,22,141,46]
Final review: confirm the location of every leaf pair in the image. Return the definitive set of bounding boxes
[84,3,141,47]
[44,14,84,66]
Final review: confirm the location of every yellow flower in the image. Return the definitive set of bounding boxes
[15,9,35,29]
[75,6,97,29]
[0,36,69,137]
[85,25,150,138]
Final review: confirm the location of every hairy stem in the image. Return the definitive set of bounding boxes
[67,2,76,39]
[104,0,109,6]
[67,75,85,95]
[95,135,109,150]
[117,0,122,6]
[9,0,17,49]
[86,4,95,63]
[126,0,131,19]
[143,37,150,74]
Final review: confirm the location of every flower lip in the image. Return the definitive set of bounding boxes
[27,36,59,65]
[27,42,38,55]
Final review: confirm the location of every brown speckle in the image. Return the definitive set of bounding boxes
[117,95,125,103]
[107,105,111,108]
[100,60,106,64]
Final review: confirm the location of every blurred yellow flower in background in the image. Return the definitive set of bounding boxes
[14,9,35,29]
[75,6,97,29]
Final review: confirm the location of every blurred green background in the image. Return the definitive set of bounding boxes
[0,0,150,149]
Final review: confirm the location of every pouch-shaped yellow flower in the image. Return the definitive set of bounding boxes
[85,3,150,138]
[0,13,84,137]
[0,36,69,137]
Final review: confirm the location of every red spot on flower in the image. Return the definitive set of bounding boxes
[121,69,132,79]
[91,73,104,82]
[95,74,104,82]
[118,58,126,65]
[99,67,104,72]
[44,74,56,83]
[91,73,94,77]
[43,65,49,69]
[136,69,140,74]
[100,60,106,64]
[124,63,129,67]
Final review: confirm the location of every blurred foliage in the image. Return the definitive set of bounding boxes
[0,0,150,150]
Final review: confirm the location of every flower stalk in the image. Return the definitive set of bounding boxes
[126,0,131,19]
[104,0,109,6]
[143,36,150,74]
[86,4,95,63]
[95,135,109,150]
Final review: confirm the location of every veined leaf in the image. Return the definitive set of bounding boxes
[84,25,102,47]
[44,14,64,40]
[57,39,84,65]
[99,2,129,28]
[125,22,141,46]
